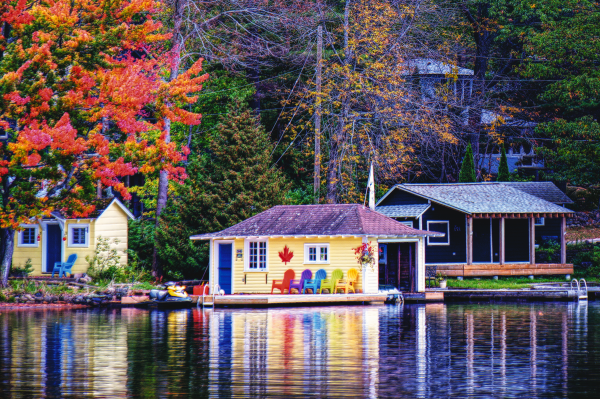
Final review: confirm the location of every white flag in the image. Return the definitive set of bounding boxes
[368,162,375,210]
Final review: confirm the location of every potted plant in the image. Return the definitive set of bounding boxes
[353,242,376,272]
[436,272,447,289]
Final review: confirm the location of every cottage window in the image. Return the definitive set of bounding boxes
[244,239,268,272]
[68,224,89,248]
[427,221,449,245]
[304,244,329,264]
[18,225,39,248]
[535,217,545,226]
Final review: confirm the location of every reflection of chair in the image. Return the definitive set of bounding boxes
[319,269,343,294]
[303,269,326,294]
[271,269,295,294]
[52,254,78,278]
[426,265,437,288]
[289,269,312,294]
[336,268,359,294]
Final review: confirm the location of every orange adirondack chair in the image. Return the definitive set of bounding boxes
[271,269,295,294]
[336,268,359,294]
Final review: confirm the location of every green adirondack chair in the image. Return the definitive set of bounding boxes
[319,269,343,294]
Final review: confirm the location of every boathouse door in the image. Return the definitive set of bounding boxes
[45,224,62,273]
[378,242,416,292]
[218,243,233,294]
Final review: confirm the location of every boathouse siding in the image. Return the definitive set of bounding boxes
[420,204,467,264]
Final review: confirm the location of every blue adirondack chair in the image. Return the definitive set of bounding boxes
[52,254,78,278]
[302,269,326,294]
[289,269,312,294]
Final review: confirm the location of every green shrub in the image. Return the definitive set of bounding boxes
[0,292,7,302]
[10,258,34,277]
[86,237,125,281]
[536,239,561,263]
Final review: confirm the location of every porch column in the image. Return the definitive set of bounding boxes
[499,217,505,265]
[561,216,567,264]
[529,217,536,265]
[466,216,473,265]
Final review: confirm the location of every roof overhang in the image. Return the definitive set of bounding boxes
[190,232,442,241]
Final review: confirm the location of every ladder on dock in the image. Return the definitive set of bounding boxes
[570,278,588,301]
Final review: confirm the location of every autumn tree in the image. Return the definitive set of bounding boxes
[0,0,208,286]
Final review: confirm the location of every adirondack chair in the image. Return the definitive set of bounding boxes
[52,254,78,278]
[336,268,359,294]
[289,269,312,294]
[303,269,326,294]
[271,269,295,294]
[319,269,343,294]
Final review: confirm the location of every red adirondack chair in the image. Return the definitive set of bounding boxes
[271,269,295,294]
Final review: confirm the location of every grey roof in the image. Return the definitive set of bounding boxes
[190,204,441,240]
[502,182,573,204]
[388,183,572,215]
[375,204,430,218]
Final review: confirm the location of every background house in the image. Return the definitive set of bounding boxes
[13,198,134,276]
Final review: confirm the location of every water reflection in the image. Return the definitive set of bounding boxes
[0,302,599,398]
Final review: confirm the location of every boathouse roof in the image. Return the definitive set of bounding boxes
[376,183,573,217]
[190,204,440,240]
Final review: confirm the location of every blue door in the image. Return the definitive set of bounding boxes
[46,225,62,273]
[218,243,232,294]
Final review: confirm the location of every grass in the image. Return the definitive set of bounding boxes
[445,274,599,290]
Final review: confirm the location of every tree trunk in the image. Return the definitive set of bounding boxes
[152,0,185,278]
[0,228,15,288]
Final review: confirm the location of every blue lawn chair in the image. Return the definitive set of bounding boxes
[52,254,78,278]
[302,269,326,294]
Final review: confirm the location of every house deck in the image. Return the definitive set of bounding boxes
[191,293,391,307]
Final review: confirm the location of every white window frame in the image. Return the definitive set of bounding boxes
[68,224,89,248]
[535,217,545,226]
[427,220,450,246]
[304,243,330,264]
[244,239,268,272]
[399,221,413,228]
[18,224,39,248]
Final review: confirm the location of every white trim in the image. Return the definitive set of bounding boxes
[303,243,330,264]
[215,240,235,294]
[17,224,39,248]
[244,238,269,272]
[377,238,419,243]
[426,221,450,246]
[96,198,135,220]
[67,223,90,248]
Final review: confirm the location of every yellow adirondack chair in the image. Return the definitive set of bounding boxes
[336,268,359,294]
[319,269,343,294]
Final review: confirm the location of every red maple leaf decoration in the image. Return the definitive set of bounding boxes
[279,245,294,265]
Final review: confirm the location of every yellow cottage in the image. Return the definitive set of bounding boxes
[191,204,440,295]
[13,198,134,276]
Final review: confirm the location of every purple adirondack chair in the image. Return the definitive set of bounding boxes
[289,269,312,294]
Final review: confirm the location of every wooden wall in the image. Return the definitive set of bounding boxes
[422,204,467,264]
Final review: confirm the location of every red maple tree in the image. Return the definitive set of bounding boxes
[278,245,294,265]
[0,0,208,286]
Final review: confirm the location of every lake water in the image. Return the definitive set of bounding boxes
[0,301,598,398]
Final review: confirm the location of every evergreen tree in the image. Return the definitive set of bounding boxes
[458,143,476,183]
[497,145,510,182]
[155,104,290,278]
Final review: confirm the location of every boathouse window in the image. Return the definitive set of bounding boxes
[304,244,329,264]
[247,240,267,271]
[68,224,89,248]
[399,221,413,228]
[535,217,545,226]
[427,221,449,245]
[18,225,39,248]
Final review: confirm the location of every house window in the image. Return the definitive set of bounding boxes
[18,225,39,248]
[245,239,268,271]
[535,217,545,226]
[304,244,329,264]
[68,224,89,248]
[399,221,413,228]
[427,221,449,245]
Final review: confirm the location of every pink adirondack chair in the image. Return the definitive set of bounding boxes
[271,269,295,294]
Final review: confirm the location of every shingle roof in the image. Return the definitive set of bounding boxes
[190,204,440,239]
[375,204,430,218]
[502,182,573,204]
[391,183,572,215]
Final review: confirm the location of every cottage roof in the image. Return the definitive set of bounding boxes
[377,183,572,216]
[190,204,440,240]
[375,204,430,218]
[501,182,573,204]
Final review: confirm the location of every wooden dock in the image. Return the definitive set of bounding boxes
[190,293,389,307]
[434,263,573,277]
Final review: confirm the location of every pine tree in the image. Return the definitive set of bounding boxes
[497,145,510,181]
[155,104,290,278]
[459,143,477,183]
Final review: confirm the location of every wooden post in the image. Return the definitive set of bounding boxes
[499,216,505,265]
[561,216,567,264]
[467,216,473,265]
[529,217,536,265]
[313,23,322,203]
